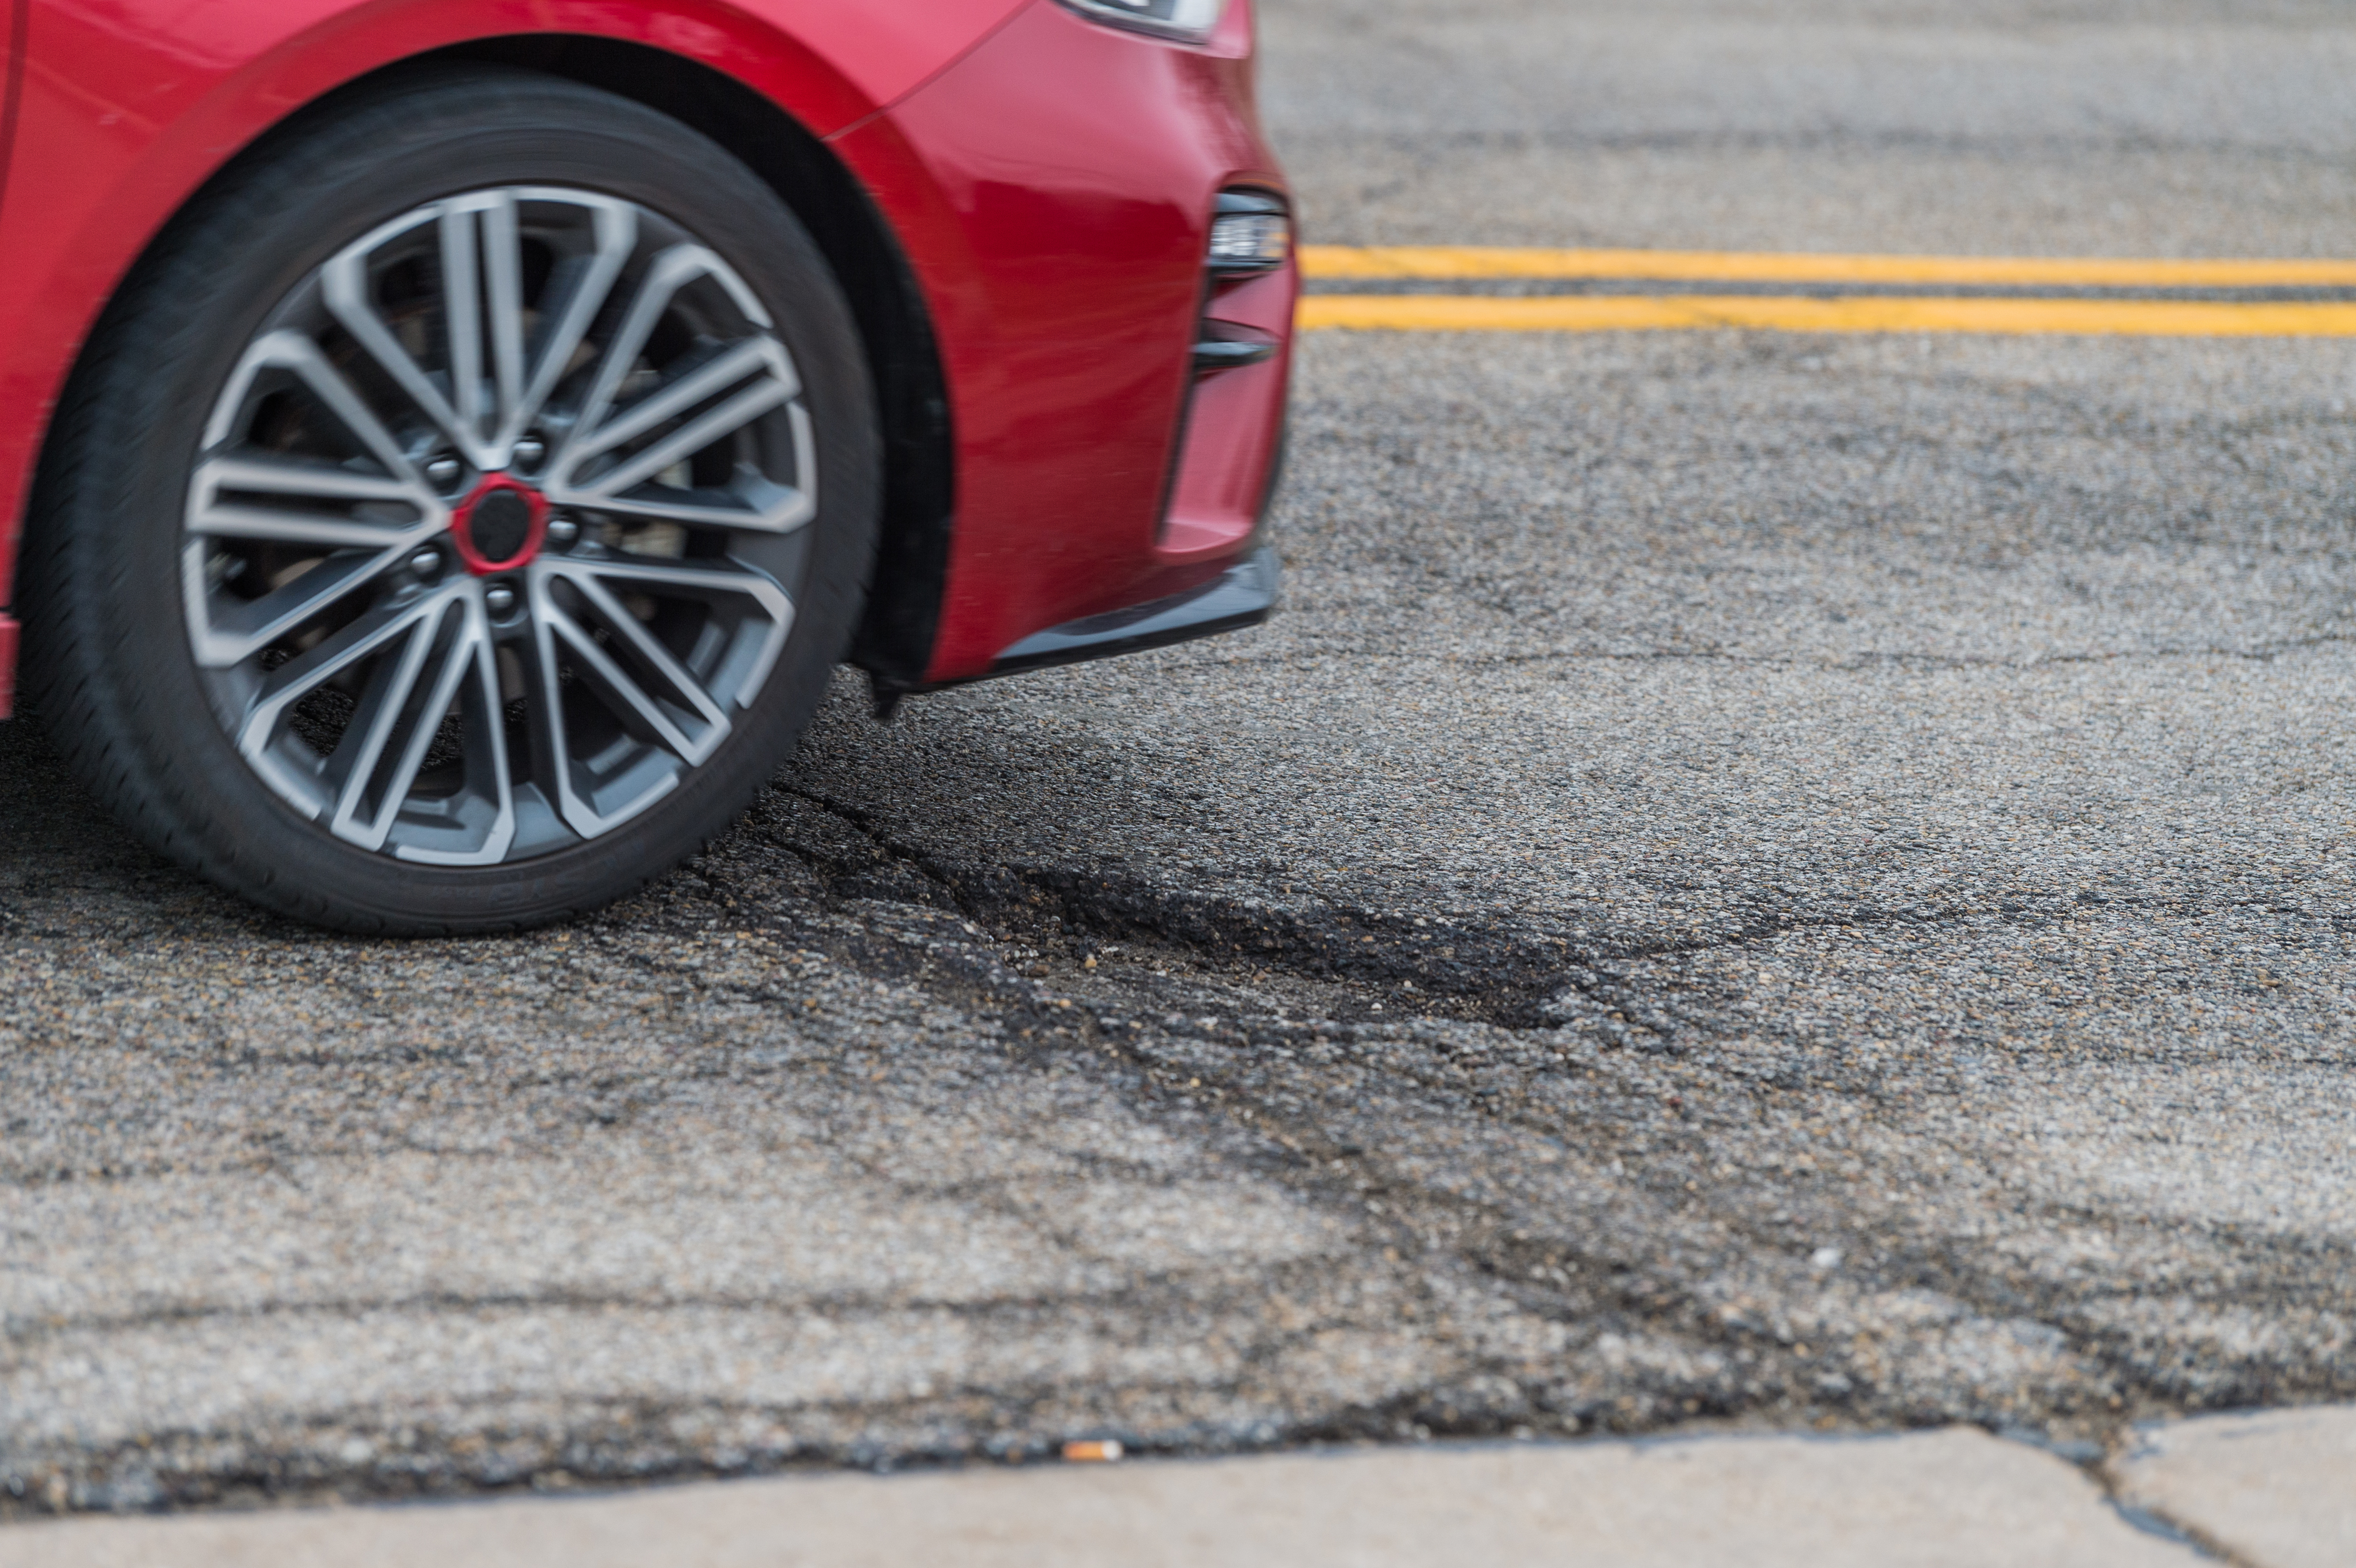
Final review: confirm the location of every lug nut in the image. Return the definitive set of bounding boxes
[424,455,464,492]
[409,547,442,579]
[510,436,547,475]
[484,583,519,619]
[544,515,579,551]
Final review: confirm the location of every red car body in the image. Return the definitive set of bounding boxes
[0,0,1296,719]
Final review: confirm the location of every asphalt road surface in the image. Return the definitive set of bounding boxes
[8,0,2356,1515]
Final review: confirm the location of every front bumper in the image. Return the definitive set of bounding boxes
[833,0,1293,688]
[988,541,1277,678]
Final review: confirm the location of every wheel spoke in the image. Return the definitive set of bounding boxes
[188,454,435,551]
[190,185,814,868]
[500,193,636,450]
[323,214,484,466]
[187,511,414,552]
[524,592,699,843]
[325,600,451,846]
[233,586,460,762]
[546,552,792,603]
[187,554,414,670]
[543,553,795,697]
[580,376,795,502]
[562,339,782,468]
[442,190,533,450]
[549,244,808,533]
[207,330,441,490]
[478,195,529,435]
[195,455,428,505]
[537,572,729,761]
[567,245,754,441]
[547,247,812,533]
[566,462,816,532]
[440,204,486,440]
[183,435,440,667]
[328,594,509,854]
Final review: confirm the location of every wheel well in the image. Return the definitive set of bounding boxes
[172,36,956,688]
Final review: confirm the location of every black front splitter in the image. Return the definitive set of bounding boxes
[868,544,1279,718]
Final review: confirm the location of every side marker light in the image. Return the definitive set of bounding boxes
[1208,192,1290,276]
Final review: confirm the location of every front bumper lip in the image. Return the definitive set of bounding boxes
[985,541,1277,678]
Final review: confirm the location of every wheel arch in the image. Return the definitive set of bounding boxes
[16,33,955,709]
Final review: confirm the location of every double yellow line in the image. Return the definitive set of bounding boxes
[1297,246,2356,337]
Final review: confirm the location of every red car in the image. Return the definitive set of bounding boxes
[0,0,1293,931]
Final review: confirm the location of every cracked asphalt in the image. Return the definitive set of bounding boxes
[7,0,2356,1519]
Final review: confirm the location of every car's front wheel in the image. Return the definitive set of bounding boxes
[23,68,879,932]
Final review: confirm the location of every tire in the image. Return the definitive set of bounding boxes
[20,68,880,934]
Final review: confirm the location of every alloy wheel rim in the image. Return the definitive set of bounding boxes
[182,186,812,867]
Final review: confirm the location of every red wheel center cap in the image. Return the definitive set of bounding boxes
[450,477,549,576]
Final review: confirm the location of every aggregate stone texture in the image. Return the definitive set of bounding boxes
[8,0,2356,1527]
[0,1428,2205,1568]
[1262,0,2356,257]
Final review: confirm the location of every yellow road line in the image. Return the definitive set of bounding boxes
[1298,294,2356,336]
[1301,245,2356,290]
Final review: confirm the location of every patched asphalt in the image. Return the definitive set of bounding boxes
[6,0,2356,1520]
